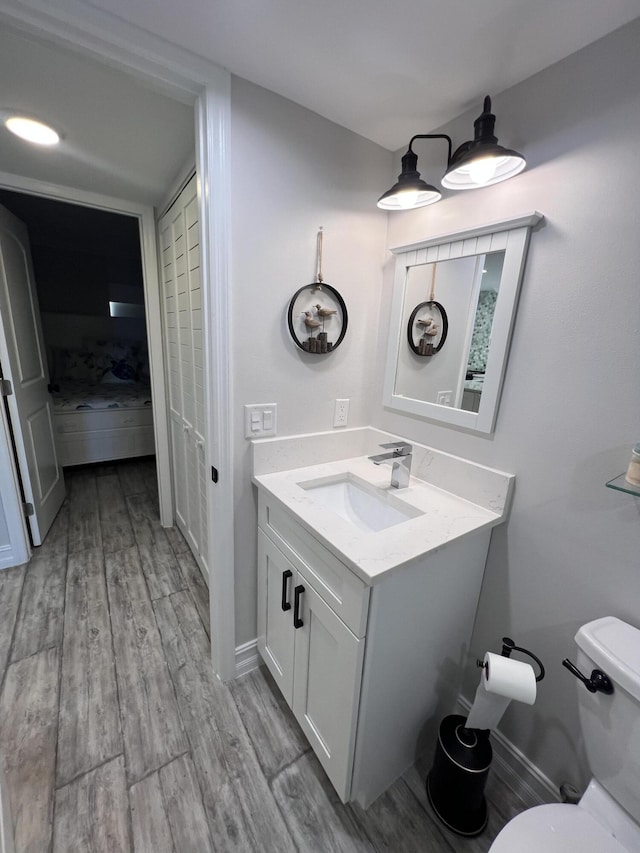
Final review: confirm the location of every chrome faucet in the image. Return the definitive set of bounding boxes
[368,441,413,489]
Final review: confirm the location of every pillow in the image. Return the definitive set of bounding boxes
[100,359,138,384]
[51,347,102,382]
[86,338,147,382]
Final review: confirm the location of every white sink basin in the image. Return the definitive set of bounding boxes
[298,473,423,533]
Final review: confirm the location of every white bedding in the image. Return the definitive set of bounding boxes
[50,340,155,465]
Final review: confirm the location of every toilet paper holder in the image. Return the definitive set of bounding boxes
[427,635,545,836]
[477,636,546,682]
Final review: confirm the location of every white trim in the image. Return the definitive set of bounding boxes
[0,3,235,682]
[0,383,30,570]
[157,159,197,220]
[456,694,560,808]
[0,762,15,853]
[0,0,221,100]
[196,85,236,682]
[389,211,545,254]
[138,205,173,526]
[383,214,543,434]
[235,639,261,679]
[453,256,484,408]
[0,170,174,526]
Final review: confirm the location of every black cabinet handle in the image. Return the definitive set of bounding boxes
[281,569,292,611]
[293,584,305,629]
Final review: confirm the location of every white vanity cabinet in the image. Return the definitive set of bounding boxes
[256,486,494,808]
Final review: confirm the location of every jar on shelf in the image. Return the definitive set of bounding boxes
[625,442,640,486]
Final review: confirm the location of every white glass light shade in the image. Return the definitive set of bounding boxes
[377,184,441,210]
[442,150,525,190]
[441,95,526,190]
[377,146,442,210]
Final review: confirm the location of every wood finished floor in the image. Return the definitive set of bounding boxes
[0,458,527,852]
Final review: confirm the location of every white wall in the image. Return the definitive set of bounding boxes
[41,313,146,349]
[373,19,640,793]
[230,77,390,646]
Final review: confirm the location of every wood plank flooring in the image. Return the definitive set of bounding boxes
[56,547,122,787]
[0,457,527,852]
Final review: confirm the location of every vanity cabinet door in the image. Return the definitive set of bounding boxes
[292,575,365,802]
[257,530,295,704]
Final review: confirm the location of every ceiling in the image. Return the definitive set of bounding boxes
[0,1,637,207]
[81,0,638,150]
[0,24,195,205]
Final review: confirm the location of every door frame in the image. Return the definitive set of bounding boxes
[0,370,30,569]
[0,171,173,528]
[0,2,236,681]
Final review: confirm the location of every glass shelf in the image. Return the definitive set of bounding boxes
[606,473,640,497]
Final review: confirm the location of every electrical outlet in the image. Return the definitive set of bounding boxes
[244,403,277,438]
[436,390,452,406]
[333,398,350,427]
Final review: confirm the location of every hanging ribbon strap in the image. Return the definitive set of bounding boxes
[429,263,436,302]
[316,227,324,285]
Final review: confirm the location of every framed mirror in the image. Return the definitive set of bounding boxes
[383,212,543,433]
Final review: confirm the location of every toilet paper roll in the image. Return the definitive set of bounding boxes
[465,652,537,731]
[483,652,537,704]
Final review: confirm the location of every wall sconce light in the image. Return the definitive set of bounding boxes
[376,134,451,210]
[377,96,525,210]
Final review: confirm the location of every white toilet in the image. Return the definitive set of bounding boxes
[490,616,640,852]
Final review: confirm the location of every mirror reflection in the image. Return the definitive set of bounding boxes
[394,251,505,412]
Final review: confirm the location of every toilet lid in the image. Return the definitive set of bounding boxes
[489,804,629,853]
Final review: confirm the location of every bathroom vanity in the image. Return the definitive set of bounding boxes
[253,430,514,808]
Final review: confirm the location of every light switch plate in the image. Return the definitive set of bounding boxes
[245,403,277,438]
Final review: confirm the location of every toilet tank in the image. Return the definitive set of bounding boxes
[575,616,640,823]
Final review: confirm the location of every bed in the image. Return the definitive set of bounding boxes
[50,339,155,467]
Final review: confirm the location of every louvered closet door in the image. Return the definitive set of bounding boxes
[159,176,208,577]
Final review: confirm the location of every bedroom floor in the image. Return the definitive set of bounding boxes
[0,457,526,852]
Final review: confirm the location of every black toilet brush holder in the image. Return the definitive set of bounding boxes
[426,714,492,836]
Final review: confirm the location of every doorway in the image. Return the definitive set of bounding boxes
[0,9,235,679]
[0,175,174,535]
[0,188,157,472]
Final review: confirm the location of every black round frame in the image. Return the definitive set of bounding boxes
[407,300,449,356]
[287,283,348,354]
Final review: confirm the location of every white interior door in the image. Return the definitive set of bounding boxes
[0,204,65,545]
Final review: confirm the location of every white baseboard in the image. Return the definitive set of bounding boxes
[235,639,260,679]
[0,764,14,853]
[457,695,560,809]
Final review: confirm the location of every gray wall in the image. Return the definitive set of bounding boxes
[373,20,640,792]
[230,77,390,646]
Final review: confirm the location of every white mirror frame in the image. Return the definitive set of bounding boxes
[383,211,544,434]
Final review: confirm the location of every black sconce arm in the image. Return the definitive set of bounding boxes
[407,133,453,166]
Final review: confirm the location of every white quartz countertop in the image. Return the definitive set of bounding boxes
[253,455,505,585]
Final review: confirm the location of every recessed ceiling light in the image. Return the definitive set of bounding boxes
[4,115,60,146]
